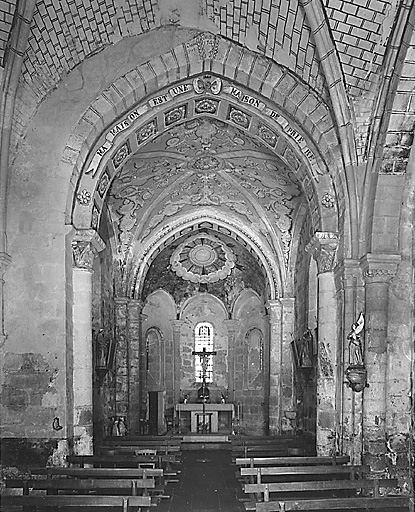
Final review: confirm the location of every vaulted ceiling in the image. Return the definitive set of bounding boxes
[2,0,415,297]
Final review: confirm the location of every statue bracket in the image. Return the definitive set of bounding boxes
[345,364,368,392]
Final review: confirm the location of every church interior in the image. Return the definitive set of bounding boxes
[0,0,414,509]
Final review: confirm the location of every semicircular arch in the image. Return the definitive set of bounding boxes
[64,35,344,241]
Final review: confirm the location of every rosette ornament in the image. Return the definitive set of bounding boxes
[170,234,235,283]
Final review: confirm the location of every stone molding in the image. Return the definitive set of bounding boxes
[360,253,401,284]
[71,229,106,270]
[306,232,339,273]
[334,258,363,290]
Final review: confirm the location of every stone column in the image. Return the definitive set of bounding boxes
[127,300,143,435]
[360,253,400,473]
[268,299,282,434]
[334,259,364,463]
[224,320,238,403]
[71,229,105,455]
[306,232,339,456]
[114,298,129,421]
[280,298,295,433]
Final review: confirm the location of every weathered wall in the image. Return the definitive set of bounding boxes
[0,28,199,450]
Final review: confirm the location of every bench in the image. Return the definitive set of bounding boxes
[235,456,350,468]
[255,495,411,511]
[239,464,370,484]
[0,494,153,510]
[99,445,182,456]
[242,478,399,510]
[6,477,156,495]
[67,454,180,474]
[232,445,310,459]
[28,466,168,485]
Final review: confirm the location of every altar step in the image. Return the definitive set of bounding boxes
[181,434,231,450]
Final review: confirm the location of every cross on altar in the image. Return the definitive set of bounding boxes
[192,346,217,433]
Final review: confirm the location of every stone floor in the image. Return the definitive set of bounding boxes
[158,449,245,512]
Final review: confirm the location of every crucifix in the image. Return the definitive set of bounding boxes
[192,346,217,434]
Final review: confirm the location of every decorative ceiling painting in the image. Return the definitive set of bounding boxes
[170,233,235,283]
[107,117,304,268]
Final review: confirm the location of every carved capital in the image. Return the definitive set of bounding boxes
[360,253,401,284]
[71,229,105,270]
[306,231,339,273]
[0,252,12,276]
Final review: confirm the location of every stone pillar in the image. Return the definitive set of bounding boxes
[171,320,184,404]
[280,298,295,433]
[114,298,129,420]
[127,300,143,435]
[268,299,282,434]
[71,229,105,455]
[334,259,364,463]
[360,253,400,473]
[0,252,11,348]
[224,320,238,403]
[306,232,339,456]
[262,311,270,435]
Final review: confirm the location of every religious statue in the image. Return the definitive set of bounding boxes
[347,312,364,366]
[345,312,367,392]
[94,328,108,368]
[299,329,313,367]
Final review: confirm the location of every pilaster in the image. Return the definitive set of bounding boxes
[171,320,184,404]
[224,319,238,404]
[306,232,339,455]
[334,259,364,463]
[0,252,11,349]
[127,300,143,435]
[360,253,400,473]
[267,299,282,434]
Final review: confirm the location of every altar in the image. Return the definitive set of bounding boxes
[175,403,234,433]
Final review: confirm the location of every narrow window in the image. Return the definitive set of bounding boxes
[194,322,214,383]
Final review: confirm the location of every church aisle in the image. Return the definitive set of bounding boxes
[159,449,245,512]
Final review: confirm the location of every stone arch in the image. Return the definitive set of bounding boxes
[131,211,281,301]
[179,292,228,321]
[63,35,345,242]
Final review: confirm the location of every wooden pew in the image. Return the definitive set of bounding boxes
[0,494,153,510]
[239,464,370,484]
[6,477,156,495]
[242,478,399,511]
[28,466,167,485]
[255,495,410,511]
[235,456,350,468]
[67,453,180,476]
[231,436,314,460]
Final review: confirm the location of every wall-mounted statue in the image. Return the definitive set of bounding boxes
[345,312,367,392]
[347,312,364,366]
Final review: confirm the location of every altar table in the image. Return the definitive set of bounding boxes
[175,403,234,433]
